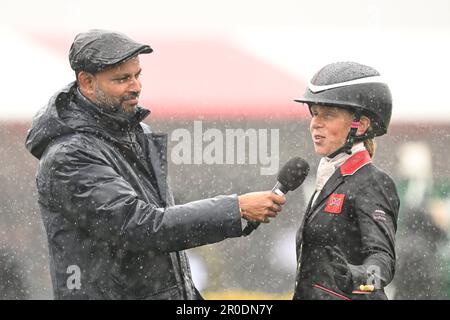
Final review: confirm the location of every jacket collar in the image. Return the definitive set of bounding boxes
[305,149,372,223]
[339,150,372,176]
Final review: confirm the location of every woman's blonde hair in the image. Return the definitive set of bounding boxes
[364,138,376,158]
[361,119,376,158]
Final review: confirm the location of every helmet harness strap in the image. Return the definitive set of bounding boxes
[328,111,361,158]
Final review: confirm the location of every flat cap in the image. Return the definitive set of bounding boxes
[69,29,152,73]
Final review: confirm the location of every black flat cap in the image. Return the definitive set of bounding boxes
[69,29,153,73]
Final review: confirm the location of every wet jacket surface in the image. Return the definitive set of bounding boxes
[25,82,242,299]
[293,150,400,300]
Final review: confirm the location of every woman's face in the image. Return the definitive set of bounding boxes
[309,105,354,157]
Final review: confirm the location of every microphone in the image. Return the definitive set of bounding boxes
[242,157,310,236]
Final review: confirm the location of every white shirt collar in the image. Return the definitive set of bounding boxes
[315,142,366,192]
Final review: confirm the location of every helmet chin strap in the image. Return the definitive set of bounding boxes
[327,112,361,159]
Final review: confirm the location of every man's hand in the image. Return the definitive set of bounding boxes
[238,191,286,223]
[325,245,354,293]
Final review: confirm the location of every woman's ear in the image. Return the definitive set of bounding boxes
[357,116,371,136]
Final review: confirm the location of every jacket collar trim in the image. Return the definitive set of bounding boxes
[340,150,371,176]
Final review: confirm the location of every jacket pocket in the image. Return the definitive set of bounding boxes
[313,283,351,300]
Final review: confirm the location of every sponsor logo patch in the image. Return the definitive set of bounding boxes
[324,193,345,214]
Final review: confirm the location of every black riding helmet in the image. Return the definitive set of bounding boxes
[295,61,393,157]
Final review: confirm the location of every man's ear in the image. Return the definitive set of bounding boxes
[357,116,371,136]
[77,71,96,97]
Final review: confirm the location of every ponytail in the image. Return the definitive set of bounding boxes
[364,139,376,158]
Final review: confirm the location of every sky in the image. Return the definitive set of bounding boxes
[1,0,449,122]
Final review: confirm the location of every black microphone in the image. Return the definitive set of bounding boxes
[242,157,310,236]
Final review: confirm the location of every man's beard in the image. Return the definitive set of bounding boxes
[94,86,139,114]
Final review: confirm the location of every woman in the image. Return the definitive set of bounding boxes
[293,62,400,300]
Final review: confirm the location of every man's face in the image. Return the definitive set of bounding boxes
[90,56,143,114]
[309,105,353,157]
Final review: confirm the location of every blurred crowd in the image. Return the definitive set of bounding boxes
[390,142,450,299]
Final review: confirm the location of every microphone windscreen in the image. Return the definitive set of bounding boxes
[277,157,310,192]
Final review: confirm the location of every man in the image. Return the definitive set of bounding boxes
[25,29,285,300]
